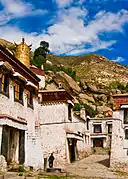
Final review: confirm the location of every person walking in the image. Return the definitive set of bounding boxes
[48,153,55,168]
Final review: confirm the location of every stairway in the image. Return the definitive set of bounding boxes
[0,172,24,179]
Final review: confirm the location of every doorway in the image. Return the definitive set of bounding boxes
[1,125,25,164]
[68,138,77,163]
[93,138,103,148]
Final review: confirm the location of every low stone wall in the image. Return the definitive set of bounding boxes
[78,149,92,160]
[92,147,110,155]
[77,140,92,160]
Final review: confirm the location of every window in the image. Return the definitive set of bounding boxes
[125,129,128,139]
[14,82,23,104]
[108,124,112,134]
[27,90,33,108]
[0,74,9,96]
[124,110,128,124]
[87,118,89,130]
[68,104,72,121]
[94,124,102,133]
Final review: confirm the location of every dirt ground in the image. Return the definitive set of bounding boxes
[65,154,126,179]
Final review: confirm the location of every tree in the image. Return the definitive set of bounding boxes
[31,41,50,68]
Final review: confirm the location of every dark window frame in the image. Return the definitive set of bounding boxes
[124,109,128,124]
[108,124,112,134]
[68,103,72,121]
[0,73,9,97]
[27,89,34,109]
[125,129,128,139]
[94,124,102,133]
[14,79,24,105]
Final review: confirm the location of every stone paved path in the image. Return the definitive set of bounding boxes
[65,155,120,179]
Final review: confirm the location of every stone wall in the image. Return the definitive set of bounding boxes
[110,111,128,171]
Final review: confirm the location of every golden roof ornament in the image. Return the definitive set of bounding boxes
[15,38,32,68]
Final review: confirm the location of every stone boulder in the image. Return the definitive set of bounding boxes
[54,72,81,94]
[88,103,96,110]
[97,94,107,103]
[79,93,95,103]
[97,105,112,114]
[80,79,88,90]
[87,84,98,93]
[87,83,109,94]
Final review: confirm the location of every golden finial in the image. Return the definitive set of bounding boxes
[15,38,32,68]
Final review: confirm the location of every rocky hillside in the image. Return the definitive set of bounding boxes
[45,54,128,118]
[1,38,128,118]
[47,54,128,86]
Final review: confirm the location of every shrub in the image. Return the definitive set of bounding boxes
[109,81,128,93]
[73,103,97,117]
[73,103,81,111]
[19,164,25,173]
[84,104,97,118]
[44,64,76,80]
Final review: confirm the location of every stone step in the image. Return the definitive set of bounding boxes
[9,177,24,179]
[46,168,61,172]
[0,172,18,179]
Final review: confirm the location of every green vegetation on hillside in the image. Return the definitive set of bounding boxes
[73,103,97,118]
[109,81,128,93]
[45,63,76,80]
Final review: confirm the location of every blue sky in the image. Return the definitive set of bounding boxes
[0,0,128,65]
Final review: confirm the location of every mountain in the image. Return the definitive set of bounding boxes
[47,54,128,86]
[46,53,128,118]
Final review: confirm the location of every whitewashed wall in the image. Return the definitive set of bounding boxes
[110,110,128,171]
[0,78,43,169]
[89,119,111,148]
[39,102,91,168]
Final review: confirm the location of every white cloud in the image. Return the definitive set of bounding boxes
[0,0,32,15]
[55,0,73,8]
[0,0,45,25]
[42,8,128,54]
[112,56,125,63]
[66,40,116,55]
[0,4,128,56]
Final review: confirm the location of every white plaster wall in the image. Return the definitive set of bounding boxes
[0,79,43,169]
[110,113,128,169]
[0,126,3,154]
[113,110,124,121]
[39,103,68,124]
[37,75,45,89]
[71,115,91,157]
[39,103,68,168]
[40,124,67,168]
[39,103,91,168]
[89,120,111,148]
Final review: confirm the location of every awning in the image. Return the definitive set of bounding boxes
[13,72,27,82]
[66,133,83,141]
[26,81,38,89]
[93,122,102,125]
[121,105,128,109]
[0,115,27,130]
[91,135,107,139]
[106,121,112,125]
